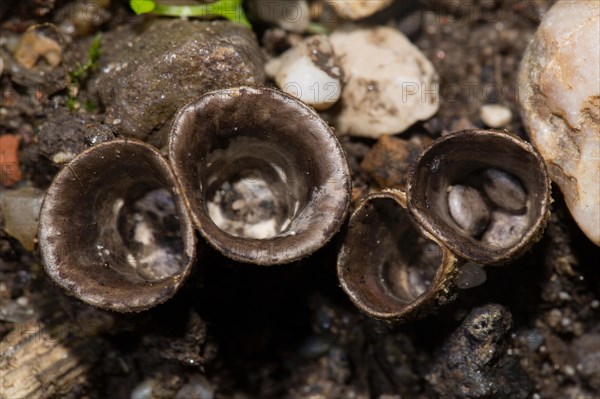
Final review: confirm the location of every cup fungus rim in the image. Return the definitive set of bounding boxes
[39,138,197,312]
[169,86,352,265]
[406,129,552,266]
[337,189,460,321]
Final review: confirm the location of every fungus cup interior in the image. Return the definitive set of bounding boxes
[408,130,550,265]
[337,193,449,320]
[169,87,351,265]
[39,140,195,312]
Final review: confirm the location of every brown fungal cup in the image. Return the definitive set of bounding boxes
[169,87,351,265]
[337,190,459,321]
[39,139,196,312]
[407,129,551,266]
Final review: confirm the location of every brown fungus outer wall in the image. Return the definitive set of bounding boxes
[407,129,551,266]
[337,190,460,322]
[38,139,197,312]
[169,87,352,265]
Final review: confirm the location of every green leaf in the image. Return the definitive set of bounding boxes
[131,0,251,27]
[130,0,156,15]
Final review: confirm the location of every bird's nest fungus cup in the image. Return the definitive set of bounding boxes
[39,140,196,312]
[407,129,551,266]
[337,190,459,322]
[169,87,351,265]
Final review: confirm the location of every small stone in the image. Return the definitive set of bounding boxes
[427,304,532,398]
[0,134,21,187]
[174,376,215,399]
[14,27,62,68]
[297,335,331,359]
[448,185,490,236]
[0,186,45,251]
[51,151,76,164]
[481,168,527,213]
[519,0,600,245]
[131,379,156,399]
[557,291,571,301]
[16,296,28,306]
[265,35,342,110]
[564,365,575,377]
[524,329,544,352]
[480,104,512,128]
[84,123,115,147]
[326,0,393,20]
[57,0,111,36]
[360,134,431,190]
[38,109,91,162]
[96,20,265,146]
[329,26,439,138]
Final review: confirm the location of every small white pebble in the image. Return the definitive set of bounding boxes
[265,35,341,110]
[564,365,576,376]
[591,300,599,309]
[558,291,571,300]
[51,151,76,164]
[16,296,29,306]
[131,379,155,399]
[480,104,512,128]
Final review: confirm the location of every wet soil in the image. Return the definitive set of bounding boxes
[1,0,599,398]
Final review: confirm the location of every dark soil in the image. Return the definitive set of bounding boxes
[1,0,599,398]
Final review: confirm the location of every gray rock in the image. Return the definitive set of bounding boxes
[38,109,98,163]
[427,304,532,399]
[96,20,265,146]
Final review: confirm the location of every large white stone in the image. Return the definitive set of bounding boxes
[329,26,439,138]
[519,0,600,245]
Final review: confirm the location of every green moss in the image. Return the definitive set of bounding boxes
[67,34,102,111]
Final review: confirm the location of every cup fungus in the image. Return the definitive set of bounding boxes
[337,190,459,321]
[407,130,551,266]
[39,139,196,312]
[169,87,351,265]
